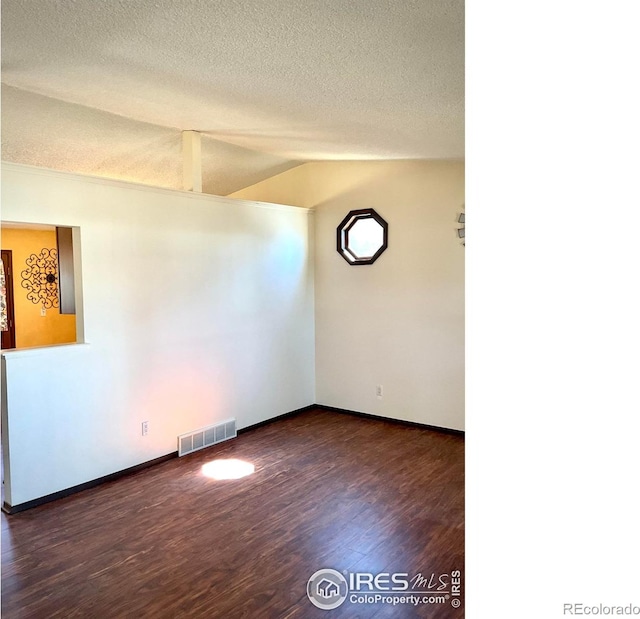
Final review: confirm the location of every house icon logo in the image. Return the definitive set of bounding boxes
[307,568,348,610]
[317,578,339,598]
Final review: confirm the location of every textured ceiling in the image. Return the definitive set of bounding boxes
[1,0,464,195]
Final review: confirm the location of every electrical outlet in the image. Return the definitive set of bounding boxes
[376,385,383,399]
[142,421,149,436]
[41,305,47,317]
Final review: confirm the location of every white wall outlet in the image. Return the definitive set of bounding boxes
[40,305,47,316]
[376,384,383,399]
[141,421,149,436]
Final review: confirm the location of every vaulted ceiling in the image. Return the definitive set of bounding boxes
[1,0,464,196]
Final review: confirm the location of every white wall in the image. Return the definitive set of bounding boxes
[1,163,315,507]
[233,160,465,430]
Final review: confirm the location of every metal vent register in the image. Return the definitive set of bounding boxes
[178,419,237,456]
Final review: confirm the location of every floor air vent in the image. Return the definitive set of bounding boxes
[178,419,237,457]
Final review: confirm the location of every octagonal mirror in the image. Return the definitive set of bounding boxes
[337,208,388,265]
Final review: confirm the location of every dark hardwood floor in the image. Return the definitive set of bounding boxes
[1,408,464,618]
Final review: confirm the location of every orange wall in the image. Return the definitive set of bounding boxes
[1,227,76,348]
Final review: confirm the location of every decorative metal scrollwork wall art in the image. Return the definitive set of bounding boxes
[21,248,60,309]
[457,210,465,246]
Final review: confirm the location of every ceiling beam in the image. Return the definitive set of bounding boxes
[182,130,202,192]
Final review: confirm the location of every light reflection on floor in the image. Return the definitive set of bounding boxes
[201,459,255,480]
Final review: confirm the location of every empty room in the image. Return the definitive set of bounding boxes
[1,1,464,617]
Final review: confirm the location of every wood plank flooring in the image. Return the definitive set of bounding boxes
[1,408,464,618]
